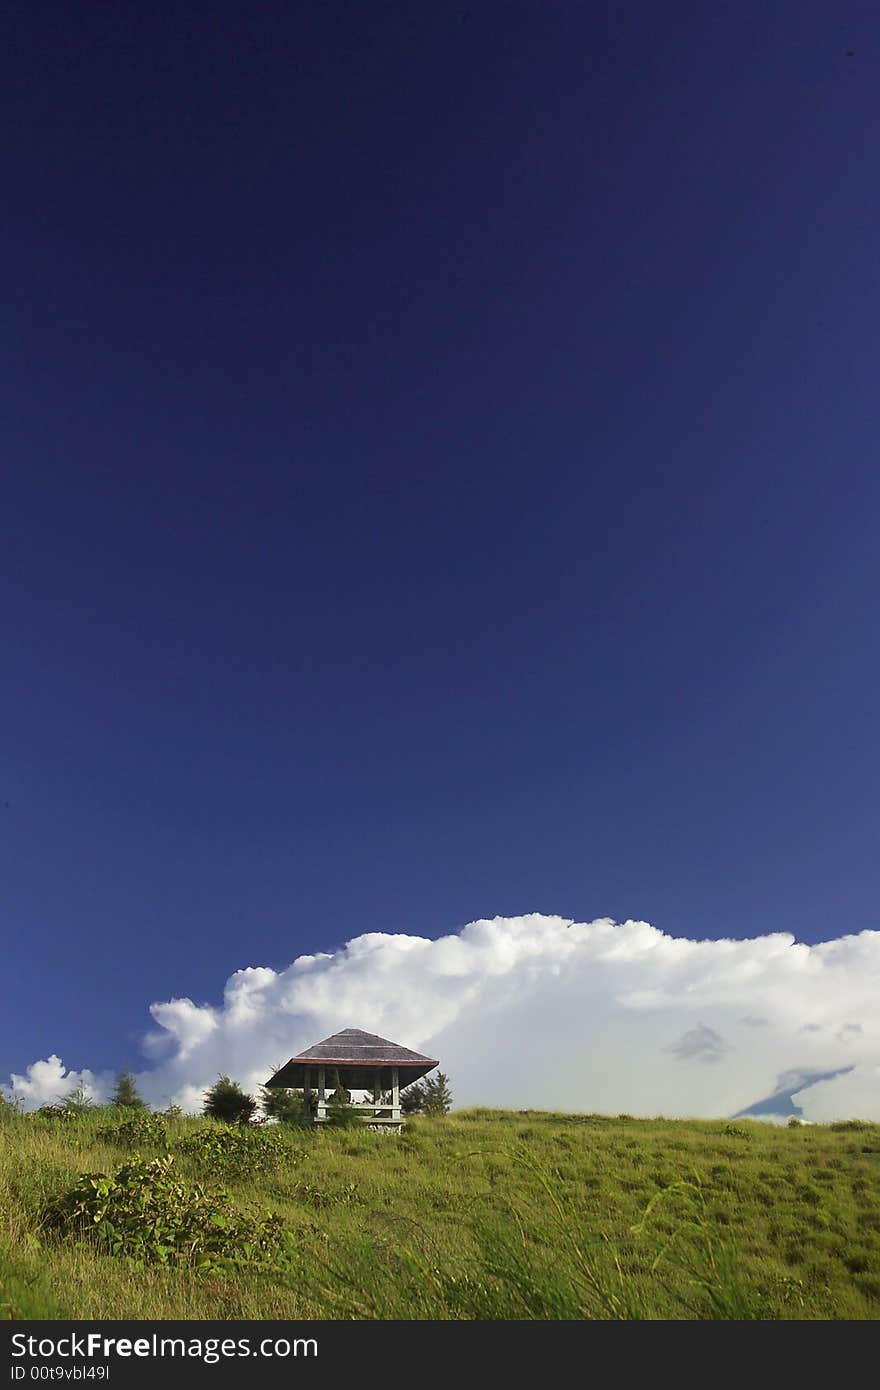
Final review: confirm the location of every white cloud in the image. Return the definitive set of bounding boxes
[4,915,880,1120]
[3,1054,105,1108]
[143,997,220,1059]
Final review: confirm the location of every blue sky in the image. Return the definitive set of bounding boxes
[2,4,878,1104]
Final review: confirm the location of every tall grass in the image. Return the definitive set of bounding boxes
[1,1106,878,1319]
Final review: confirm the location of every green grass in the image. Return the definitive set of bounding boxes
[1,1106,879,1319]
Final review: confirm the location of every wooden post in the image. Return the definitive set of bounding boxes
[317,1065,326,1121]
[302,1066,312,1125]
[374,1068,382,1116]
[391,1066,400,1121]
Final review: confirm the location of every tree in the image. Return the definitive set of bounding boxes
[400,1073,453,1116]
[401,1080,427,1115]
[111,1071,146,1109]
[421,1072,453,1116]
[63,1081,94,1113]
[322,1069,359,1127]
[326,1094,361,1128]
[260,1084,309,1125]
[202,1076,257,1125]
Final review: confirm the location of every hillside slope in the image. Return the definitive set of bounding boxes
[1,1107,878,1319]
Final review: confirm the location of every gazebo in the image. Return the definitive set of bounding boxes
[264,1027,438,1130]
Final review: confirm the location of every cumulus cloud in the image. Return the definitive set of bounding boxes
[4,915,880,1120]
[3,1055,104,1108]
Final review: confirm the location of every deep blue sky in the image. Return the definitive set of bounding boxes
[2,2,878,1080]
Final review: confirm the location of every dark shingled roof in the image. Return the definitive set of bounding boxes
[265,1028,438,1089]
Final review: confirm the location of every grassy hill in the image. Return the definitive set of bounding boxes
[1,1105,878,1320]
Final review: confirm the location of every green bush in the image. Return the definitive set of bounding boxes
[42,1155,293,1273]
[100,1113,168,1149]
[202,1076,257,1126]
[177,1124,304,1178]
[32,1105,78,1123]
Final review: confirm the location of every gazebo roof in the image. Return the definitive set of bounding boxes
[265,1028,438,1089]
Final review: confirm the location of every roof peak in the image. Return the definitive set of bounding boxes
[317,1027,411,1043]
[286,1027,437,1066]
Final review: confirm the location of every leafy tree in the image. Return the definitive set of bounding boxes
[202,1076,257,1126]
[63,1082,94,1113]
[111,1071,146,1109]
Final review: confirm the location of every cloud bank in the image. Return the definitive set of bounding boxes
[5,915,879,1121]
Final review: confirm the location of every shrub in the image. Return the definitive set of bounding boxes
[202,1076,257,1126]
[33,1105,77,1123]
[42,1155,293,1273]
[101,1112,168,1149]
[177,1124,304,1178]
[829,1120,873,1132]
[0,1093,19,1124]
